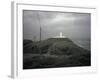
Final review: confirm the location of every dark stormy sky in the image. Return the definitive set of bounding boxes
[23,10,91,41]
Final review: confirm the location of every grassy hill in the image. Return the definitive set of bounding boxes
[23,38,91,69]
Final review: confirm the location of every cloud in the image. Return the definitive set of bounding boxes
[23,10,90,40]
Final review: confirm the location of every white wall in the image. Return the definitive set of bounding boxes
[0,0,100,80]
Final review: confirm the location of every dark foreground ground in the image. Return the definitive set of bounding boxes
[23,38,91,69]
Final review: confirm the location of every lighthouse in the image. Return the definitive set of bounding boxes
[55,32,66,38]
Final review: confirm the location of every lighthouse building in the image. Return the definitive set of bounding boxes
[55,32,66,38]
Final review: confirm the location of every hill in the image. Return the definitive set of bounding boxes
[23,38,91,69]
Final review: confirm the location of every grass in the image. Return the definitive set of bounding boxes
[23,38,91,69]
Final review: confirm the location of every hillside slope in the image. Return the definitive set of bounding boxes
[23,38,91,69]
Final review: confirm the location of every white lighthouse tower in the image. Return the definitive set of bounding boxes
[55,32,66,38]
